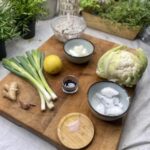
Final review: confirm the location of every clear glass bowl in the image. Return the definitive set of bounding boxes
[51,15,86,42]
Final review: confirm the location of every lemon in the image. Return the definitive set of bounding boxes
[44,55,62,74]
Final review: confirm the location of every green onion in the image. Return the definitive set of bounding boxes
[2,49,57,111]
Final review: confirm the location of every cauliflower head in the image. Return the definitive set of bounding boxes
[96,45,148,87]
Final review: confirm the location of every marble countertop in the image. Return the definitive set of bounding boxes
[0,19,149,150]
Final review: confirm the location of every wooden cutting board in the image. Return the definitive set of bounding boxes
[0,34,133,150]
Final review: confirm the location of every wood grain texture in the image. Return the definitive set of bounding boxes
[57,113,94,149]
[0,34,133,150]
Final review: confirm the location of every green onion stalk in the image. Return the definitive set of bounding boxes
[30,50,57,100]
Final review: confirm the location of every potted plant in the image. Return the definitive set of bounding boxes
[0,3,19,60]
[80,0,150,40]
[9,0,46,39]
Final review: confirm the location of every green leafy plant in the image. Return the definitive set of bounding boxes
[0,2,19,41]
[7,0,46,33]
[13,0,46,18]
[80,0,150,27]
[80,0,102,14]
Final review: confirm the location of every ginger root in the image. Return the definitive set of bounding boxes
[19,100,36,110]
[2,82,18,101]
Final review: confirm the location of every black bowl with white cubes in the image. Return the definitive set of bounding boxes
[87,81,130,121]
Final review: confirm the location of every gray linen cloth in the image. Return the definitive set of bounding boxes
[118,45,150,150]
